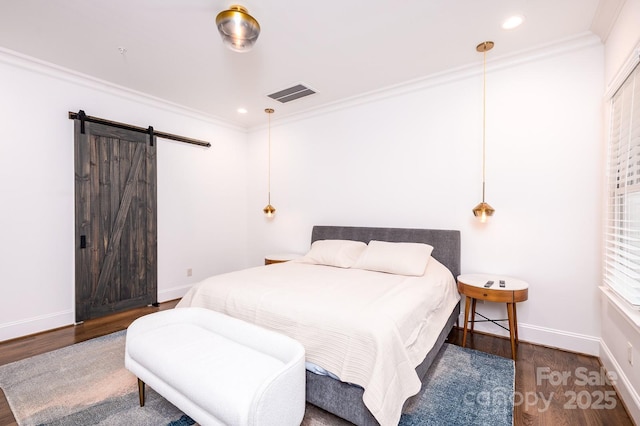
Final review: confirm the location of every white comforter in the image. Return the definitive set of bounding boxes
[177,257,460,426]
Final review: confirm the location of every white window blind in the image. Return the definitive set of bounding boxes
[605,62,640,307]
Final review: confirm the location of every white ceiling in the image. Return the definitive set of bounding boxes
[0,0,619,129]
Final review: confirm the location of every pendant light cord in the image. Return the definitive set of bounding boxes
[481,46,487,203]
[262,108,276,216]
[268,110,271,204]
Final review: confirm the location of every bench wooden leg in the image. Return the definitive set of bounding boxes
[138,378,146,407]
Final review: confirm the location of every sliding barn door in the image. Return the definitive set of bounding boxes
[74,121,157,322]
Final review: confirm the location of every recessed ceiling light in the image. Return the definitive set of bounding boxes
[237,108,248,114]
[502,15,524,30]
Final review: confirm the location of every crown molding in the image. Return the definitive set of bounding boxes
[259,32,602,132]
[605,43,640,99]
[0,33,602,136]
[0,46,245,133]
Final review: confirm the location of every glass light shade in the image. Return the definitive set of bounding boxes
[263,203,276,217]
[216,6,260,52]
[472,202,495,223]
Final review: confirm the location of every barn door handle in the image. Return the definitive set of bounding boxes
[80,235,87,249]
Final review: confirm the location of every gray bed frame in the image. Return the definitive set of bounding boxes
[305,225,461,426]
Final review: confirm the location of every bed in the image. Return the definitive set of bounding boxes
[177,225,461,426]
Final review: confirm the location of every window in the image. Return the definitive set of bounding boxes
[605,62,640,307]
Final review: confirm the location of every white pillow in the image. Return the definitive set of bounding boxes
[299,239,367,268]
[353,240,434,276]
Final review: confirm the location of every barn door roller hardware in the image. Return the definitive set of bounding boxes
[69,110,211,148]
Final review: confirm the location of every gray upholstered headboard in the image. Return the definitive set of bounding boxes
[311,225,461,278]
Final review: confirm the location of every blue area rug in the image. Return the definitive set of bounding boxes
[166,343,515,426]
[400,343,514,426]
[167,414,196,426]
[0,332,513,426]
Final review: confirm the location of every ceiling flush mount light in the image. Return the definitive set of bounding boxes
[263,108,276,217]
[472,41,496,223]
[502,15,524,30]
[216,5,260,52]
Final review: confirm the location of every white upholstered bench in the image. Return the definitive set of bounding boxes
[124,307,306,426]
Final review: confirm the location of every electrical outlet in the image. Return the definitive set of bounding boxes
[187,268,193,277]
[628,342,633,366]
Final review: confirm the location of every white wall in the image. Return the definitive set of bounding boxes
[0,30,608,361]
[600,0,640,422]
[246,35,604,355]
[0,51,249,341]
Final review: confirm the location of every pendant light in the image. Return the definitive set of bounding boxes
[263,108,276,217]
[216,5,260,52]
[472,41,495,223]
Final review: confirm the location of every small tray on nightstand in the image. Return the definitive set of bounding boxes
[264,253,303,265]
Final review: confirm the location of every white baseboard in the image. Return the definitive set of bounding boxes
[0,284,192,343]
[3,289,599,355]
[158,283,192,303]
[519,323,601,355]
[600,339,640,424]
[457,312,600,355]
[0,309,74,343]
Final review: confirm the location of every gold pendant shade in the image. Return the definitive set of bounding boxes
[472,201,495,223]
[263,203,276,217]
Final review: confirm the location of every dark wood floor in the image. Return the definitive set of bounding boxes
[0,300,179,426]
[0,301,634,426]
[447,329,635,426]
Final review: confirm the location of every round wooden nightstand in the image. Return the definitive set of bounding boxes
[457,273,529,360]
[264,253,302,265]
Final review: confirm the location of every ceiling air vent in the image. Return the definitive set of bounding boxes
[267,84,316,103]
